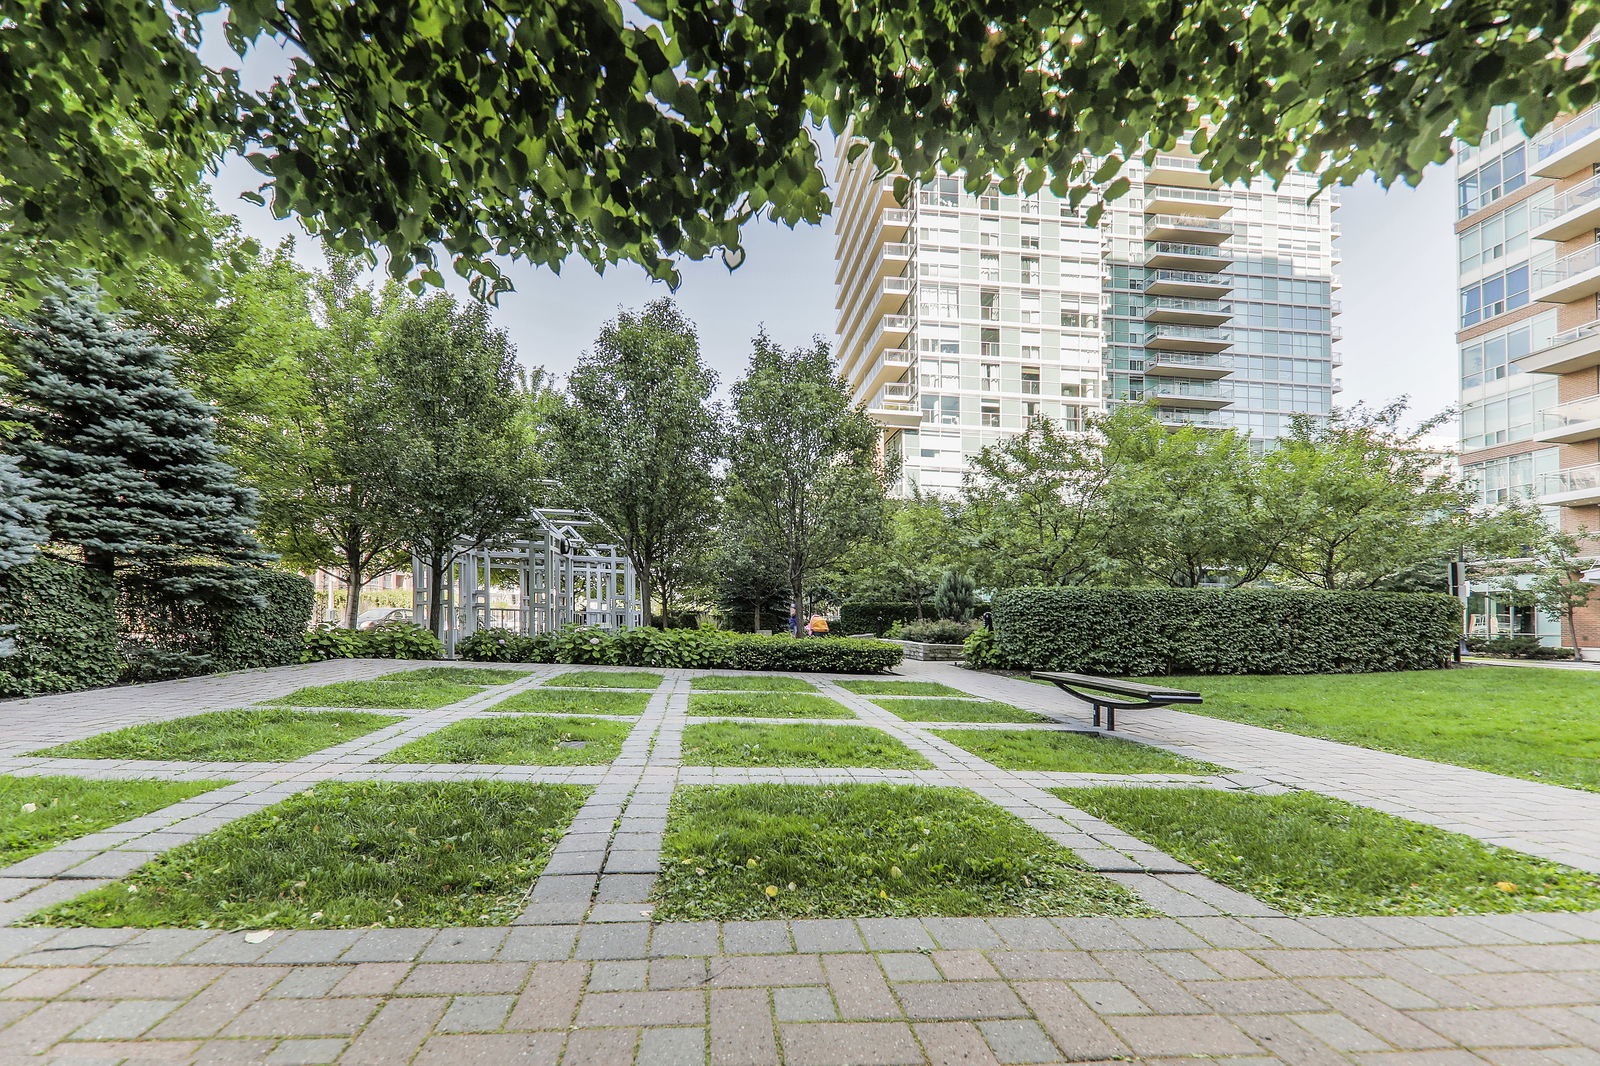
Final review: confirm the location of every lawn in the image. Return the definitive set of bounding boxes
[374,666,531,685]
[933,729,1231,775]
[32,781,589,928]
[377,716,632,765]
[487,689,648,716]
[654,783,1148,920]
[1062,786,1600,916]
[0,776,223,866]
[687,692,854,719]
[679,722,931,769]
[837,680,970,697]
[272,679,481,709]
[872,698,1051,724]
[690,675,817,692]
[545,670,662,689]
[35,709,404,762]
[1157,669,1600,791]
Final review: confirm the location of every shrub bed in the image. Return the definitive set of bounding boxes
[458,625,901,674]
[837,602,934,635]
[0,559,120,698]
[119,568,315,681]
[301,621,443,662]
[991,588,1458,675]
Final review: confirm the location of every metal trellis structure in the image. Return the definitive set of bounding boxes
[412,506,642,656]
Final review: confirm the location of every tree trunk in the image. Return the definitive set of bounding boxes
[427,553,447,638]
[636,563,654,629]
[791,573,805,638]
[342,549,365,629]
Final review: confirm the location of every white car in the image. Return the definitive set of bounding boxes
[355,607,414,630]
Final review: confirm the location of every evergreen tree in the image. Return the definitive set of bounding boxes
[933,568,978,623]
[5,286,269,602]
[0,454,48,570]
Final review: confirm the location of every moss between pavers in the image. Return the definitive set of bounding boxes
[654,783,1150,920]
[33,708,404,762]
[30,781,590,928]
[0,776,225,866]
[1061,785,1600,916]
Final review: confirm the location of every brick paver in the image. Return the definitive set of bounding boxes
[0,659,1592,1062]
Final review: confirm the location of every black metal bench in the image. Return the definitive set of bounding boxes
[1030,672,1202,731]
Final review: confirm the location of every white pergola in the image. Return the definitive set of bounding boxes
[412,506,642,655]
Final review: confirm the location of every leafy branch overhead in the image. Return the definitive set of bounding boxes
[6,0,1596,295]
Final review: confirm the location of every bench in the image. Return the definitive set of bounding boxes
[1030,672,1202,731]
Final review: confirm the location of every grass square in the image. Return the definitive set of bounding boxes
[545,670,662,689]
[873,698,1050,724]
[687,692,854,719]
[690,675,818,692]
[31,781,589,928]
[34,708,404,762]
[837,679,969,697]
[932,729,1231,775]
[654,783,1149,920]
[680,722,931,769]
[272,679,481,709]
[377,716,632,765]
[487,689,648,716]
[0,776,224,866]
[1061,786,1600,916]
[374,666,532,684]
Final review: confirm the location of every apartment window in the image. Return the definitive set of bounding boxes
[980,288,1001,321]
[980,363,1001,391]
[919,212,959,246]
[1020,256,1040,283]
[1020,332,1041,362]
[979,216,1000,247]
[980,328,1001,358]
[919,260,958,280]
[920,283,960,319]
[1457,144,1525,218]
[979,253,1000,282]
[980,402,1001,428]
[1460,263,1529,327]
[1059,293,1098,330]
[1458,199,1534,273]
[1021,367,1041,395]
[1019,291,1041,324]
[979,183,1000,211]
[1060,405,1084,431]
[920,175,962,208]
[1061,379,1098,399]
[919,357,961,391]
[1019,220,1041,249]
[1019,194,1042,215]
[921,394,960,425]
[1460,315,1553,388]
[1024,401,1040,420]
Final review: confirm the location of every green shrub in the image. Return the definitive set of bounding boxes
[458,624,901,673]
[300,622,443,662]
[836,602,933,635]
[119,567,315,681]
[895,619,975,644]
[1477,634,1575,660]
[991,588,1459,676]
[0,559,120,697]
[962,627,1001,669]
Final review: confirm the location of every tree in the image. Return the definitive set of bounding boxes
[709,528,791,633]
[960,417,1120,589]
[725,333,892,629]
[0,454,48,571]
[10,1,1594,298]
[1264,402,1536,590]
[933,568,978,623]
[4,286,269,603]
[373,294,537,636]
[548,300,721,627]
[833,493,962,612]
[1484,526,1597,654]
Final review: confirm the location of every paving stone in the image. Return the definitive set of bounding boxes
[337,928,435,963]
[498,925,578,962]
[977,1019,1063,1064]
[637,1026,708,1066]
[67,997,181,1039]
[1013,980,1130,1061]
[411,1031,565,1065]
[879,952,941,982]
[711,987,778,1065]
[859,918,936,951]
[1406,1008,1568,1048]
[504,961,587,1030]
[775,986,838,1022]
[265,1037,348,1064]
[650,921,720,957]
[894,980,1028,1021]
[577,989,706,1026]
[398,962,530,995]
[721,921,794,955]
[436,994,515,1033]
[419,927,507,962]
[709,955,826,988]
[1108,1013,1263,1056]
[562,1026,641,1065]
[339,996,447,1064]
[789,919,865,954]
[589,959,649,991]
[780,1021,923,1065]
[220,997,379,1038]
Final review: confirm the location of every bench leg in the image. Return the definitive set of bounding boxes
[1106,705,1116,731]
[1091,704,1101,729]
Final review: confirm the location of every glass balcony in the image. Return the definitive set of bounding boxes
[1142,350,1231,379]
[1144,323,1234,352]
[1530,172,1600,242]
[1531,105,1600,178]
[1143,296,1232,325]
[1143,184,1232,218]
[1520,319,1600,374]
[1145,379,1232,410]
[1540,461,1600,506]
[1154,408,1227,429]
[1535,393,1600,444]
[1532,243,1600,303]
[1145,213,1232,245]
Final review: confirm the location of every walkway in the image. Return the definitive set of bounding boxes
[0,660,1592,1064]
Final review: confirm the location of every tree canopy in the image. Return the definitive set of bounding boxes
[6,0,1595,296]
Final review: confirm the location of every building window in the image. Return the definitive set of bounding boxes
[980,363,1001,391]
[921,394,960,426]
[980,403,1001,427]
[1458,198,1534,274]
[980,288,1001,321]
[1020,256,1040,283]
[919,357,960,391]
[979,183,1000,211]
[1020,291,1042,324]
[1020,220,1041,249]
[1024,401,1040,420]
[1060,294,1099,330]
[1460,263,1529,327]
[1060,404,1084,431]
[1460,315,1553,388]
[1457,144,1526,218]
[919,283,960,319]
[1020,335,1041,362]
[980,328,1001,358]
[979,216,1000,248]
[979,253,1000,282]
[1021,367,1041,395]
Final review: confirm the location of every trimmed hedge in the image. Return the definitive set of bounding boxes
[119,568,316,681]
[0,559,120,697]
[458,624,902,674]
[992,588,1459,675]
[837,602,934,635]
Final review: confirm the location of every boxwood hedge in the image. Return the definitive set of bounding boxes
[458,625,902,674]
[992,588,1459,675]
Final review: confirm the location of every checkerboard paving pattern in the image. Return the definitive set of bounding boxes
[0,657,1594,1063]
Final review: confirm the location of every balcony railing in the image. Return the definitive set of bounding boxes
[882,277,913,295]
[1150,153,1206,172]
[881,382,915,402]
[1141,269,1234,289]
[1146,240,1231,258]
[883,208,912,227]
[1146,213,1232,236]
[1145,296,1232,316]
[1533,243,1600,291]
[1143,351,1226,370]
[1154,408,1226,428]
[1145,324,1233,344]
[1143,186,1228,208]
[1531,172,1600,229]
[1541,461,1600,498]
[1537,394,1600,434]
[1532,105,1600,163]
[1149,380,1226,400]
[883,241,912,258]
[1530,319,1600,361]
[881,314,911,332]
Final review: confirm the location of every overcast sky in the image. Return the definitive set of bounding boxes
[209,144,1461,430]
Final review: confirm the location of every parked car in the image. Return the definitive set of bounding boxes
[355,607,414,630]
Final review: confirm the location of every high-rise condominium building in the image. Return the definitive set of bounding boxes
[832,147,1341,496]
[1454,99,1600,648]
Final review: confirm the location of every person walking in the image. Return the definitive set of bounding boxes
[789,604,800,637]
[806,613,829,638]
